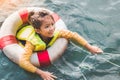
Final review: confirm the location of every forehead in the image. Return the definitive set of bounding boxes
[40,15,54,25]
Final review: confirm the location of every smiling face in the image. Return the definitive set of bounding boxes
[35,15,55,38]
[28,10,55,38]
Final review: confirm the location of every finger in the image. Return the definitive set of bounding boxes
[46,77,55,80]
[45,73,57,79]
[48,72,57,78]
[97,49,103,53]
[50,74,57,79]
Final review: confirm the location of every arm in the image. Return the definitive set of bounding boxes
[58,29,103,54]
[19,41,57,79]
[19,41,37,73]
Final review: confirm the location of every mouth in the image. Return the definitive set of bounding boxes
[48,31,54,36]
[49,29,55,34]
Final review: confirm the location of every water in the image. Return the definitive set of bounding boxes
[0,0,120,80]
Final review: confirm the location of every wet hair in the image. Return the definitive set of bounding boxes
[28,10,54,29]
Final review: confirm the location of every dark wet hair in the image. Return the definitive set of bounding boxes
[28,10,53,29]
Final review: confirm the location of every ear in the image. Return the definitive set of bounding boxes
[35,29,40,34]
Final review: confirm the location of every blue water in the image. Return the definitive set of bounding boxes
[0,0,120,80]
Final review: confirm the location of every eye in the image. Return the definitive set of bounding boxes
[52,23,54,26]
[51,22,55,26]
[45,26,49,28]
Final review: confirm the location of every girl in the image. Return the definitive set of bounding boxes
[17,10,103,80]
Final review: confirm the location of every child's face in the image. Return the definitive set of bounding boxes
[36,15,55,38]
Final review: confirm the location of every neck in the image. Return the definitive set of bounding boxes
[39,34,52,44]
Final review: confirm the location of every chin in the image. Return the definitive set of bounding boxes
[49,35,54,38]
[48,35,54,38]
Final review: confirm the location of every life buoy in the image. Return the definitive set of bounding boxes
[0,7,68,67]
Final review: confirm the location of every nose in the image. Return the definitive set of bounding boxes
[49,25,55,31]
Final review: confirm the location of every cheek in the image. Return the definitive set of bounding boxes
[42,29,49,34]
[53,26,55,30]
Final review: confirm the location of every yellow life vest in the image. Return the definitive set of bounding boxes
[16,25,59,51]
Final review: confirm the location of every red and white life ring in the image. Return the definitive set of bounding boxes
[0,7,68,67]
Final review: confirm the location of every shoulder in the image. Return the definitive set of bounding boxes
[58,29,72,35]
[57,29,76,39]
[16,25,35,40]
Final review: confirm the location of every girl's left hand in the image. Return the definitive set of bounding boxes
[85,44,103,54]
[89,46,103,54]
